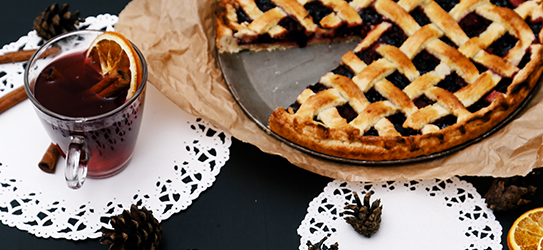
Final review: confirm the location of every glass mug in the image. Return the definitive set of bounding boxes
[24,30,147,189]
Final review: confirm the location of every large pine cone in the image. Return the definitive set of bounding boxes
[33,3,84,40]
[341,191,382,238]
[484,169,541,212]
[100,204,163,250]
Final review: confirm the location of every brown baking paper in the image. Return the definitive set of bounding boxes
[114,0,543,182]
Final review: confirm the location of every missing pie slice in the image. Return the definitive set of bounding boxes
[216,0,543,161]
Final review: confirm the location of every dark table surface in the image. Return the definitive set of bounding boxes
[0,1,542,249]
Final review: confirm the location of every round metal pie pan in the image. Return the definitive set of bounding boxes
[217,42,538,165]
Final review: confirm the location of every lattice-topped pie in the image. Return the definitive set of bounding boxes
[216,0,543,161]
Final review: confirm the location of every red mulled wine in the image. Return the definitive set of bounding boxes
[34,50,127,117]
[32,50,145,178]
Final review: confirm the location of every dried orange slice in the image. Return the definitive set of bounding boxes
[508,207,543,250]
[86,31,142,101]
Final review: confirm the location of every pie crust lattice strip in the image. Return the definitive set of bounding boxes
[216,0,543,161]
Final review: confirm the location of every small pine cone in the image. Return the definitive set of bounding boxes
[307,236,339,250]
[33,3,85,40]
[341,191,382,238]
[100,204,163,250]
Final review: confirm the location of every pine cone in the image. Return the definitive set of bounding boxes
[484,169,541,212]
[307,237,339,250]
[341,191,382,238]
[33,3,84,40]
[100,204,163,250]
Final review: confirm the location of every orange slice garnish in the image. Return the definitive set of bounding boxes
[508,207,543,250]
[86,31,142,101]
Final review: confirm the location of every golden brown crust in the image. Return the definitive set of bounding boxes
[269,44,543,161]
[244,8,287,35]
[424,1,469,46]
[265,0,543,161]
[375,0,421,36]
[322,0,362,27]
[215,0,242,53]
[214,0,398,53]
[377,45,419,81]
[216,0,543,161]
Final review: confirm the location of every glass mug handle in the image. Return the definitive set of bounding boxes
[65,135,89,189]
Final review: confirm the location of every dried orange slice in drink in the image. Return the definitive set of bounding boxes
[508,207,543,250]
[86,31,142,101]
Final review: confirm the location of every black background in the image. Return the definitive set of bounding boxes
[0,1,541,249]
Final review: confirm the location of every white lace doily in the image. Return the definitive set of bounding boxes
[0,14,231,240]
[298,178,502,250]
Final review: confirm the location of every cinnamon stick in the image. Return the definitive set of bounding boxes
[0,50,37,64]
[0,48,64,115]
[0,86,27,114]
[90,71,120,93]
[44,67,66,82]
[90,69,130,98]
[0,46,61,64]
[38,143,61,174]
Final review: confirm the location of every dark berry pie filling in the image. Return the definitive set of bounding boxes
[236,7,252,24]
[388,112,420,136]
[255,0,276,12]
[234,5,387,48]
[436,72,468,93]
[336,103,358,122]
[365,87,387,103]
[486,33,518,57]
[459,12,492,38]
[413,95,436,109]
[518,48,532,69]
[491,0,524,8]
[365,127,379,136]
[334,24,366,38]
[288,102,301,114]
[466,77,513,113]
[308,82,329,94]
[434,0,460,12]
[410,7,431,27]
[412,50,440,75]
[432,114,457,129]
[232,4,413,51]
[378,24,408,47]
[304,1,333,26]
[386,71,411,90]
[352,24,409,63]
[248,33,275,44]
[358,6,384,26]
[278,16,310,47]
[355,43,383,65]
[332,64,355,79]
[440,36,457,48]
[527,18,543,41]
[493,77,513,93]
[471,59,489,74]
[467,97,491,113]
